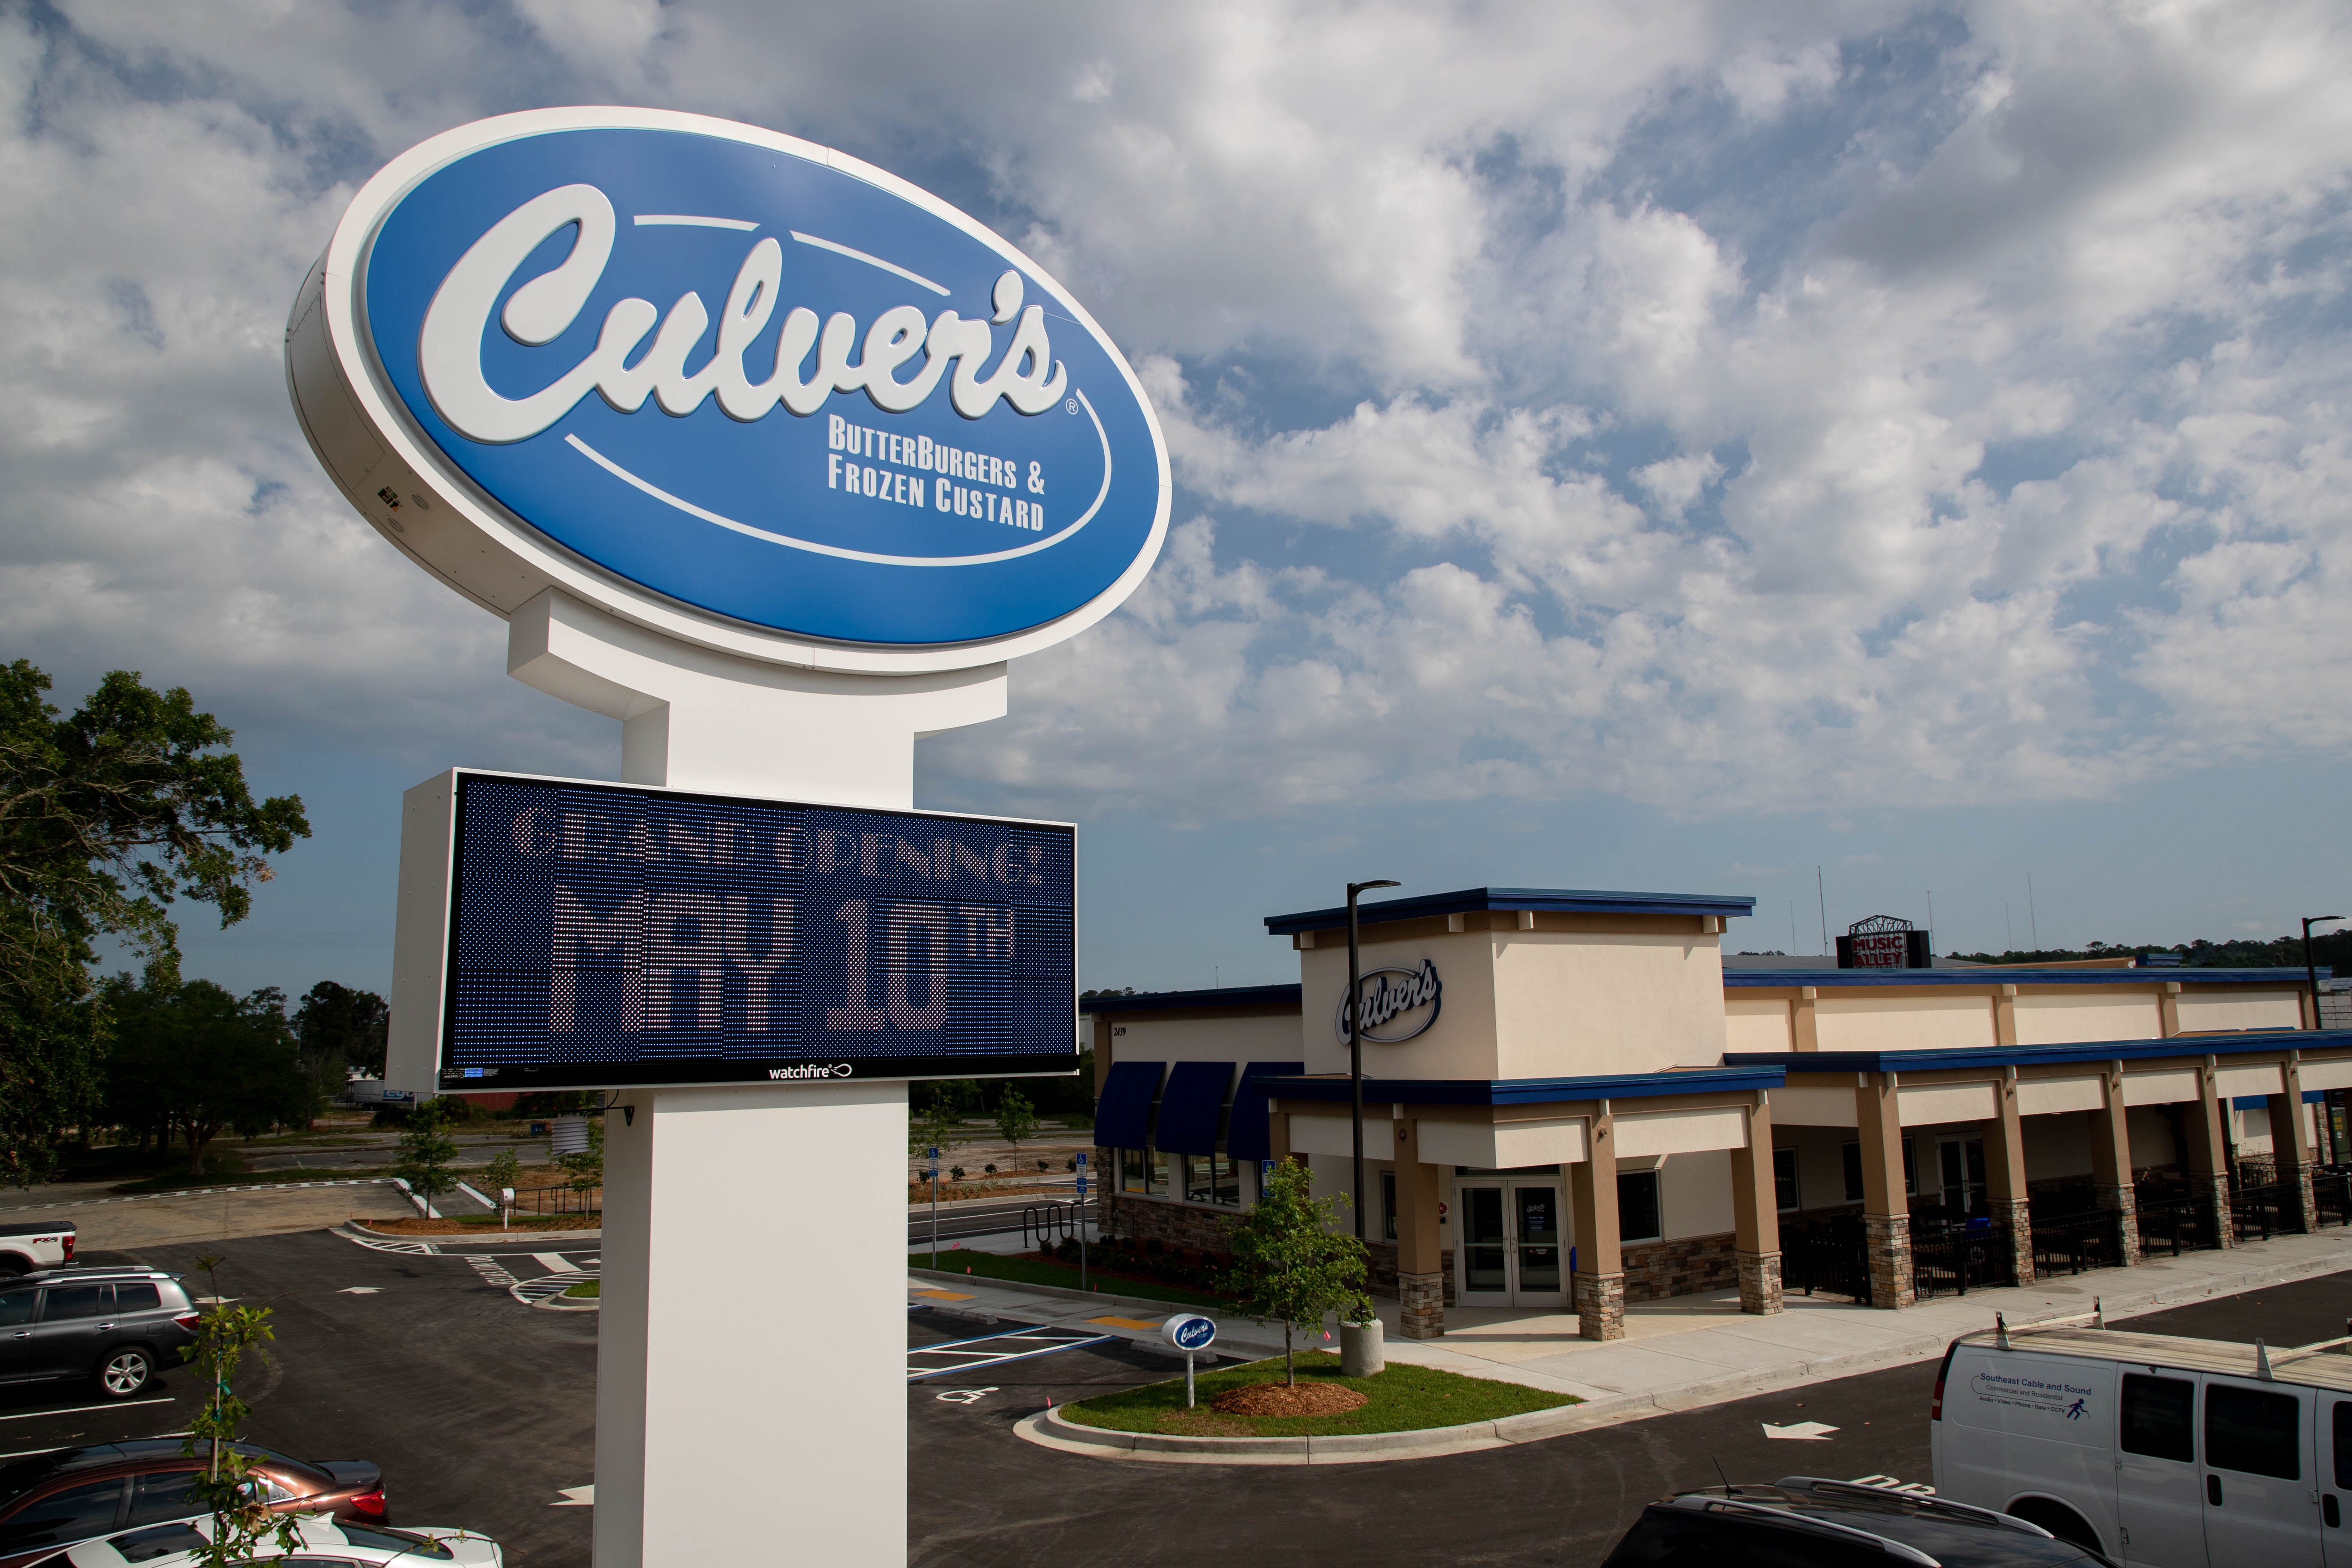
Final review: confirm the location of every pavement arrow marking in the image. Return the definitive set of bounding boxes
[552,1486,593,1507]
[338,1287,381,1295]
[1761,1421,1840,1440]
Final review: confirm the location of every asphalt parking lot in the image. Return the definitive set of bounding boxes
[4,1235,2342,1568]
[5,1233,597,1566]
[910,1271,2352,1568]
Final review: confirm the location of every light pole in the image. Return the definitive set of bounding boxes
[2304,916,2343,1031]
[1347,878,1400,1241]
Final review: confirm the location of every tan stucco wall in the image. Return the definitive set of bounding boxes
[1107,1010,1305,1066]
[2177,989,2304,1033]
[1298,930,1504,1080]
[1488,928,1727,1078]
[1815,993,1996,1053]
[1724,998,1792,1053]
[2012,991,2164,1045]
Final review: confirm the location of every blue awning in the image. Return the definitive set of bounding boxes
[1225,1060,1305,1162]
[1155,1061,1235,1156]
[1095,1060,1164,1149]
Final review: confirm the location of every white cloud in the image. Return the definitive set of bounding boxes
[1,0,2348,838]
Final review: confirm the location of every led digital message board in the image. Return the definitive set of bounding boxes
[392,770,1076,1091]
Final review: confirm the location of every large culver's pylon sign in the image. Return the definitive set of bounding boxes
[286,108,1170,666]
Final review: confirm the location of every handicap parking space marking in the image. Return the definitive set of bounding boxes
[934,1387,998,1405]
[908,1323,1115,1382]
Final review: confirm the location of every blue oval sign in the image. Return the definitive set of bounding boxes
[1161,1313,1217,1352]
[303,110,1168,654]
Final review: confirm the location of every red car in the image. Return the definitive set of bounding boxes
[0,1440,386,1568]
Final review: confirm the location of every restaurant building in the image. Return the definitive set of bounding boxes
[1084,887,2352,1343]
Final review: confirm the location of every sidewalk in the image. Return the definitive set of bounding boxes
[913,1227,2352,1432]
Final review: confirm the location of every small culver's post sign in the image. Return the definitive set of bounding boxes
[287,107,1169,666]
[1335,959,1443,1044]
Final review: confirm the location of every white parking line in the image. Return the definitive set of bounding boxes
[907,1326,1113,1382]
[530,1253,579,1275]
[0,1397,172,1422]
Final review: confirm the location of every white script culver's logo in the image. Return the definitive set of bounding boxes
[1334,960,1443,1044]
[420,185,1066,444]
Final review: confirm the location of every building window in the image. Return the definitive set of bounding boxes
[1182,1152,1240,1207]
[1840,1139,1918,1203]
[1381,1170,1397,1241]
[1772,1147,1799,1212]
[1618,1170,1663,1243]
[1119,1147,1170,1197]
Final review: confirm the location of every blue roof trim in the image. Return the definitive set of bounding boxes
[1730,1029,2352,1075]
[1264,885,1756,934]
[1227,1060,1304,1163]
[1154,1061,1234,1156]
[1723,968,2318,989]
[1095,1060,1163,1148]
[1080,984,1302,1015]
[1260,1065,1783,1107]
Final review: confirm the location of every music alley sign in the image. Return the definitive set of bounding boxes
[287,107,1170,670]
[1334,959,1443,1044]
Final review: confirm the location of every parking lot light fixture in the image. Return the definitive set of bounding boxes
[2306,917,2344,1031]
[1348,879,1401,1242]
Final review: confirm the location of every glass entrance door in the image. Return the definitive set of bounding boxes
[1455,1182,1567,1306]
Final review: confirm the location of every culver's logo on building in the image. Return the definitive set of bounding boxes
[1335,960,1443,1044]
[287,109,1169,666]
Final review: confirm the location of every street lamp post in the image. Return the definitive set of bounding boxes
[2304,916,2344,1032]
[1347,878,1400,1241]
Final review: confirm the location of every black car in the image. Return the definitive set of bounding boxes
[0,1270,199,1400]
[1601,1477,2120,1567]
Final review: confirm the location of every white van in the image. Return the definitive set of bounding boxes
[1932,1320,2352,1566]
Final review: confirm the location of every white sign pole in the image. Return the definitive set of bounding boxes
[527,594,1007,1568]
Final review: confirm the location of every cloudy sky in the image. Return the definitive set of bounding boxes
[6,0,2350,997]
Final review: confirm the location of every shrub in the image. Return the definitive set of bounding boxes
[984,1162,998,1176]
[950,1165,965,1180]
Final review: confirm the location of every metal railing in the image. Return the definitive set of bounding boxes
[2230,1182,2303,1242]
[1911,1220,2015,1299]
[1021,1199,1094,1252]
[1782,1222,1871,1305]
[2031,1210,2124,1277]
[509,1182,600,1216]
[2135,1197,2218,1256]
[2315,1168,2352,1228]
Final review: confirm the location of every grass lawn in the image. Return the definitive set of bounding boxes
[1057,1351,1576,1438]
[563,1279,600,1299]
[912,1249,1231,1309]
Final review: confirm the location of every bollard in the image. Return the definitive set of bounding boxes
[500,1187,514,1231]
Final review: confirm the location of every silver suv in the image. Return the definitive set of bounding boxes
[0,1270,199,1400]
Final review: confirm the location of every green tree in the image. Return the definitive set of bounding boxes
[391,1099,461,1206]
[293,980,387,1089]
[178,1255,300,1568]
[1220,1160,1370,1385]
[557,1115,604,1194]
[104,971,315,1175]
[993,1086,1038,1164]
[0,661,307,1185]
[483,1148,521,1193]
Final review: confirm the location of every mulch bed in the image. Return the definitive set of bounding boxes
[1210,1382,1369,1418]
[358,1213,599,1235]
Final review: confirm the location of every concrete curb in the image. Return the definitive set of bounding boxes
[347,1221,603,1245]
[531,1291,600,1312]
[1012,1239,2352,1466]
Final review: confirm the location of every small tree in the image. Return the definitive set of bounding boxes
[993,1087,1038,1164]
[179,1255,299,1568]
[483,1148,520,1192]
[1221,1160,1370,1385]
[390,1099,459,1207]
[557,1115,603,1194]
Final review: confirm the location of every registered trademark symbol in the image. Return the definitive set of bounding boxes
[1065,398,1078,414]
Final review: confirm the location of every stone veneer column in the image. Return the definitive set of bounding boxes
[2090,1061,2144,1269]
[1727,1096,1783,1315]
[1855,1072,1914,1308]
[1390,1117,1447,1340]
[1983,1070,2034,1286]
[1568,1108,1625,1340]
[2269,1055,2318,1233]
[2188,1057,2235,1249]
